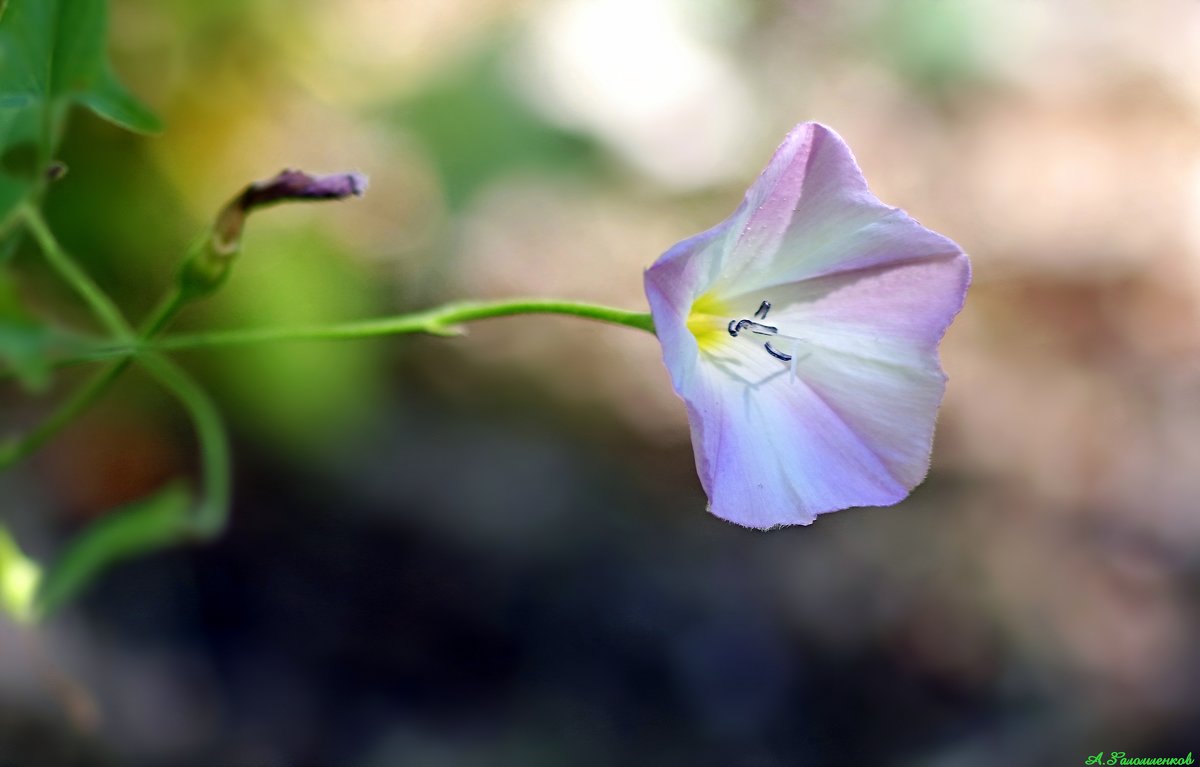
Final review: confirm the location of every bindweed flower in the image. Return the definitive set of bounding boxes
[645,123,969,528]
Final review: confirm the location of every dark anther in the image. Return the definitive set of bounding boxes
[729,318,778,338]
[755,300,771,320]
[764,342,792,362]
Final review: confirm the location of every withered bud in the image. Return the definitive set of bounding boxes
[180,169,368,299]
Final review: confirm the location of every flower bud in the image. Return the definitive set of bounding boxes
[178,169,368,300]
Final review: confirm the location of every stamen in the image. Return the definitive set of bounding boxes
[727,305,797,366]
[728,319,778,338]
[764,342,792,362]
[742,320,777,336]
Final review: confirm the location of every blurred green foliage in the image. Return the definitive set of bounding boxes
[870,0,990,95]
[394,42,601,211]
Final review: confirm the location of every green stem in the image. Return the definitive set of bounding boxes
[139,287,188,339]
[1,298,652,466]
[19,205,133,341]
[150,299,655,352]
[32,354,232,617]
[138,353,231,539]
[0,364,124,467]
[0,287,189,469]
[0,345,131,383]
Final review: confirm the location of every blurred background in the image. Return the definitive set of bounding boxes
[3,0,1200,764]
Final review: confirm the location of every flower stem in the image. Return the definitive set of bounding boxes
[0,297,652,466]
[146,298,655,352]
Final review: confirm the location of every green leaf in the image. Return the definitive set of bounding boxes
[77,68,163,134]
[0,98,41,222]
[0,0,162,217]
[0,0,108,103]
[0,0,54,101]
[35,483,192,616]
[0,523,42,624]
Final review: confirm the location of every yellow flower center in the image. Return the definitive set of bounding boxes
[686,292,732,354]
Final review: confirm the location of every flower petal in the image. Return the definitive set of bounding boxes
[725,251,971,362]
[643,124,829,316]
[714,123,959,296]
[681,340,915,528]
[644,225,723,392]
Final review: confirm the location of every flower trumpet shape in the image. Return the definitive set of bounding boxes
[644,123,970,528]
